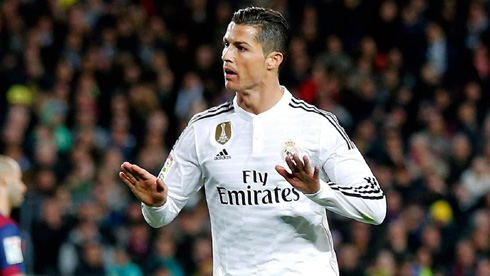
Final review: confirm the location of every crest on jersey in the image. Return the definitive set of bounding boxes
[215,121,232,145]
[281,140,299,160]
[160,152,174,178]
[3,236,23,264]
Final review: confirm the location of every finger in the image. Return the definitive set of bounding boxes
[293,154,304,171]
[121,162,142,181]
[303,155,311,174]
[285,156,297,173]
[119,171,133,185]
[130,164,150,181]
[121,162,134,176]
[121,162,131,170]
[275,165,293,180]
[121,166,139,183]
[119,172,136,191]
[313,165,320,180]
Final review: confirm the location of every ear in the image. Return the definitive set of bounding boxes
[266,52,284,70]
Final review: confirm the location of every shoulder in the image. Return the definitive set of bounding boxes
[0,215,17,230]
[287,96,340,125]
[0,226,20,239]
[188,101,234,126]
[172,101,234,147]
[287,96,355,149]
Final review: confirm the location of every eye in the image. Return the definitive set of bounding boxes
[237,46,247,51]
[223,41,230,47]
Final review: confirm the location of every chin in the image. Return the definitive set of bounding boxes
[224,82,238,91]
[12,197,24,207]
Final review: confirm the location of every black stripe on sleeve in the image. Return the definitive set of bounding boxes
[328,187,385,200]
[327,177,385,200]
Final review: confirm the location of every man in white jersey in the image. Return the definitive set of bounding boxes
[119,6,386,275]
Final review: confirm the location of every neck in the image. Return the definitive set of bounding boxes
[0,199,10,217]
[236,80,283,114]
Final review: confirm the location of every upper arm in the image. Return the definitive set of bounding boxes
[320,117,382,194]
[320,117,370,181]
[313,118,385,224]
[143,124,204,227]
[0,225,26,276]
[159,124,203,208]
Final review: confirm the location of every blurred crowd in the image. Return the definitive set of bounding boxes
[0,0,490,275]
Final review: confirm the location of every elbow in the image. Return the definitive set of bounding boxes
[147,221,165,228]
[370,196,387,225]
[143,214,164,228]
[143,212,171,228]
[371,209,386,225]
[358,196,387,225]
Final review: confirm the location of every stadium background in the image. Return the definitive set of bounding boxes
[1,0,490,275]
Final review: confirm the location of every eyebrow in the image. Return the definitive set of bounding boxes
[223,38,252,47]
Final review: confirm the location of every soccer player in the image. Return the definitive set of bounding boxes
[0,156,27,276]
[120,6,386,275]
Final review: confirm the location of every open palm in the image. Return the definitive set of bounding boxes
[119,162,168,207]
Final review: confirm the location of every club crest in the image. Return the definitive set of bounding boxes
[160,152,174,178]
[215,121,232,145]
[281,140,298,160]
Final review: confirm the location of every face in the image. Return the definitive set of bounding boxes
[7,164,27,208]
[221,22,269,92]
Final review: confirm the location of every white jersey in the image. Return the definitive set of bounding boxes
[142,88,386,276]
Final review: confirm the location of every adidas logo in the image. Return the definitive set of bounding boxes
[214,149,231,160]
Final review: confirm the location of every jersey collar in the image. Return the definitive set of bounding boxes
[233,86,292,121]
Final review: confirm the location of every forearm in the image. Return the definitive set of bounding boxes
[305,179,386,225]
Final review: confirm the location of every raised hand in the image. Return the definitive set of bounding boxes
[119,162,168,207]
[275,154,320,194]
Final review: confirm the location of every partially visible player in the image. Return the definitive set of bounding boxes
[0,156,27,276]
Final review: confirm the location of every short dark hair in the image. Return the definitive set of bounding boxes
[231,7,290,60]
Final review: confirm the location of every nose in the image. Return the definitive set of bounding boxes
[222,47,232,63]
[21,181,27,194]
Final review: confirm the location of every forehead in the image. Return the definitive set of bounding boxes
[224,22,260,44]
[12,166,21,179]
[0,159,21,179]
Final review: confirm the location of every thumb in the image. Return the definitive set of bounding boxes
[156,178,165,193]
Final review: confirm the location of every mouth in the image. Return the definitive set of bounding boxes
[224,68,237,79]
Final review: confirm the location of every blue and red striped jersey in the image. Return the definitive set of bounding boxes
[0,214,25,276]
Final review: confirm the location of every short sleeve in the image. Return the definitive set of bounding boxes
[0,224,25,276]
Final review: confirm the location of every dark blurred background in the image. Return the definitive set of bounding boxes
[0,0,489,275]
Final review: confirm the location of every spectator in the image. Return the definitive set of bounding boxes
[74,241,106,276]
[460,156,490,206]
[107,247,144,276]
[337,243,363,276]
[145,234,184,276]
[32,197,76,275]
[452,239,477,276]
